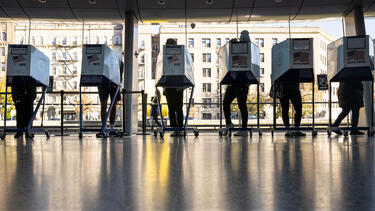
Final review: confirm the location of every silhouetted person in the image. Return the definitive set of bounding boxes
[97,60,123,137]
[163,38,184,136]
[332,80,364,135]
[278,81,305,136]
[223,30,251,137]
[11,78,37,138]
[150,90,162,130]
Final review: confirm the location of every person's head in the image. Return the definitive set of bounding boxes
[240,30,250,42]
[230,38,238,43]
[166,38,177,45]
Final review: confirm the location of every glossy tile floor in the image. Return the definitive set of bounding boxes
[1,132,375,210]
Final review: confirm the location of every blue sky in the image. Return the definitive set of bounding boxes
[255,18,375,39]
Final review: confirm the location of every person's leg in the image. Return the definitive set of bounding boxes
[223,86,236,126]
[333,106,350,127]
[237,88,249,128]
[108,87,119,128]
[351,106,360,128]
[165,89,177,127]
[290,91,302,127]
[279,95,290,128]
[175,90,184,128]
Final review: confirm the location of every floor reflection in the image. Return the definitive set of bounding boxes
[0,133,375,210]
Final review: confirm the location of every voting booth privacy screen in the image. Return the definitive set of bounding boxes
[219,41,260,85]
[80,44,120,86]
[7,45,50,86]
[271,38,314,83]
[156,45,194,88]
[327,35,374,82]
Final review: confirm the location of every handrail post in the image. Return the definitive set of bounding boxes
[141,90,147,134]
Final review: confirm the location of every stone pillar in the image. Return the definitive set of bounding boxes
[123,12,138,135]
[343,6,372,127]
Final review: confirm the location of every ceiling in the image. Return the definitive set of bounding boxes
[0,0,374,23]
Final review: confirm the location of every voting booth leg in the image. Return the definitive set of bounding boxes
[1,86,8,139]
[183,87,196,137]
[257,83,262,136]
[100,86,120,132]
[272,85,277,137]
[312,82,317,136]
[79,85,83,139]
[156,87,165,138]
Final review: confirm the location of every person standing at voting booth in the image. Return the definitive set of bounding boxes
[11,78,37,138]
[163,38,184,137]
[223,31,251,137]
[276,81,305,136]
[96,60,123,137]
[332,81,364,135]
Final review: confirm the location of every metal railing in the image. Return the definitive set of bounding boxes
[0,89,342,133]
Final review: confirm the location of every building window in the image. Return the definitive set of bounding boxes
[140,40,145,48]
[260,53,264,62]
[203,98,212,108]
[114,36,120,45]
[73,66,77,74]
[260,83,264,92]
[52,52,56,60]
[40,36,44,45]
[52,37,57,45]
[216,38,221,47]
[140,55,145,64]
[188,38,194,48]
[202,38,211,48]
[96,36,100,44]
[225,38,230,43]
[203,83,211,92]
[190,53,194,62]
[203,68,211,77]
[62,81,67,89]
[62,52,67,60]
[261,68,264,75]
[272,38,278,46]
[19,37,24,44]
[104,36,108,44]
[1,47,5,56]
[2,32,6,41]
[1,62,5,71]
[73,81,77,90]
[62,37,67,45]
[202,53,211,63]
[84,36,88,44]
[52,66,56,75]
[32,36,35,45]
[62,67,67,75]
[152,44,158,52]
[202,113,212,120]
[255,38,264,47]
[73,52,78,60]
[73,37,78,45]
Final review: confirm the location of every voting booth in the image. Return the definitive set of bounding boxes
[155,45,194,88]
[327,35,374,136]
[217,41,262,137]
[1,45,51,139]
[219,41,260,85]
[271,38,314,83]
[154,45,197,137]
[79,44,122,138]
[271,38,316,136]
[80,44,120,86]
